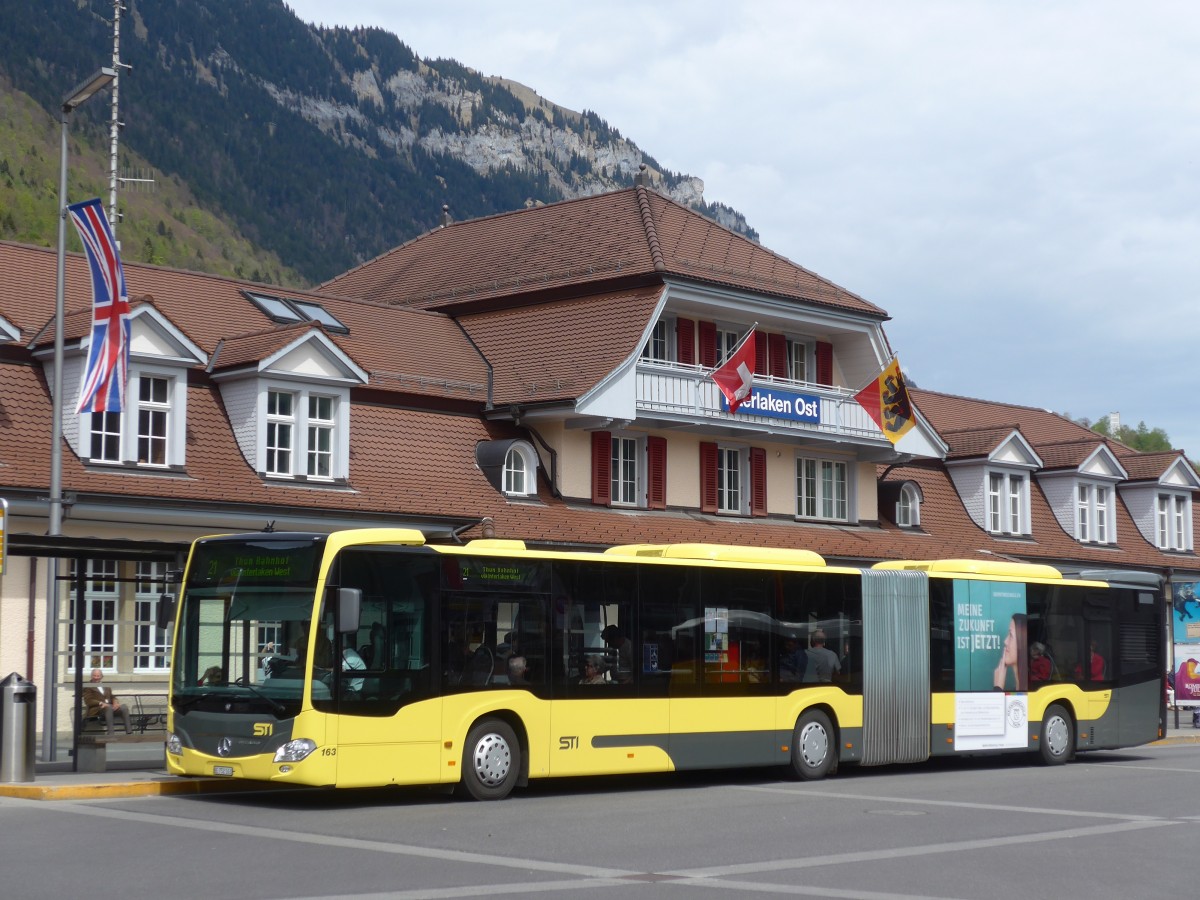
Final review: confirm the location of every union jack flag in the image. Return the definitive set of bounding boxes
[68,198,131,414]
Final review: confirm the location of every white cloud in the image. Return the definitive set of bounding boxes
[288,0,1200,455]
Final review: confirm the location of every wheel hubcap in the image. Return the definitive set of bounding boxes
[471,732,512,786]
[799,721,828,769]
[1045,715,1069,756]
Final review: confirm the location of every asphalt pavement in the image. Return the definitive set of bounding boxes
[3,715,1199,802]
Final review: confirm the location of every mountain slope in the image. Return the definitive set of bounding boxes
[0,0,756,285]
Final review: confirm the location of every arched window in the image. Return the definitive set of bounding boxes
[502,443,537,497]
[897,483,922,528]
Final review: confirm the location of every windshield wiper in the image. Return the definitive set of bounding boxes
[232,677,287,715]
[175,690,218,712]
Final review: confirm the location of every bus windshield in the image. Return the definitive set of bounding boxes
[171,534,326,716]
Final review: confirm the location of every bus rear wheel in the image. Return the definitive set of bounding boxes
[459,718,520,800]
[790,709,835,780]
[1039,703,1073,765]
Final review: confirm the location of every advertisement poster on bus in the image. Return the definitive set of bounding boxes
[953,581,1028,692]
[953,580,1029,751]
[1172,582,1200,706]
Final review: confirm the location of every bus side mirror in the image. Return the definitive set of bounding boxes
[336,587,362,634]
[157,593,176,631]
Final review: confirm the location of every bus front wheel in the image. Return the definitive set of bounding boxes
[459,718,520,800]
[790,709,835,780]
[1039,703,1073,765]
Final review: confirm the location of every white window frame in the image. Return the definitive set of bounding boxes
[133,560,172,673]
[1076,482,1113,544]
[1158,492,1192,551]
[717,444,747,515]
[66,559,119,673]
[611,434,645,507]
[502,441,538,498]
[259,381,350,482]
[88,410,122,464]
[306,394,335,480]
[897,483,920,527]
[265,389,295,477]
[136,373,171,466]
[796,455,849,522]
[715,326,742,364]
[987,469,1028,535]
[787,338,811,383]
[641,319,671,362]
[82,363,188,468]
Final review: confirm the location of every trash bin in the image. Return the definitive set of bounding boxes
[0,673,36,783]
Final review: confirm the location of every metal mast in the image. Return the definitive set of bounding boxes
[107,0,127,234]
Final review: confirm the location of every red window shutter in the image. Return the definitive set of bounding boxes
[591,431,612,506]
[647,436,667,509]
[768,333,788,377]
[698,320,718,369]
[750,447,767,517]
[816,341,833,385]
[699,442,718,514]
[754,329,768,374]
[676,318,695,366]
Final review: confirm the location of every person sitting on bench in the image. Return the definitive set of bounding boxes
[83,668,132,735]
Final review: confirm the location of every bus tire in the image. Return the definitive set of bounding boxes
[790,709,835,781]
[459,718,520,800]
[1039,703,1073,765]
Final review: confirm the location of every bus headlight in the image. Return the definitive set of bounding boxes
[166,733,182,756]
[273,739,317,763]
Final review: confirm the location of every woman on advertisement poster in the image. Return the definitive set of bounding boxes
[993,613,1029,691]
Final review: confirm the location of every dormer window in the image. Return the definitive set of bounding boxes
[987,470,1027,535]
[263,386,342,481]
[503,442,538,497]
[84,367,187,469]
[897,483,921,527]
[1157,493,1191,551]
[1077,483,1112,544]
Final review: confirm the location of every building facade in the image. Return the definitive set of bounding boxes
[1,183,1196,738]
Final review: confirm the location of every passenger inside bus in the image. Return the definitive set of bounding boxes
[507,655,529,685]
[1029,642,1053,682]
[779,636,807,682]
[580,656,607,684]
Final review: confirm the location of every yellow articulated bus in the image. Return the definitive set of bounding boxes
[165,528,1165,800]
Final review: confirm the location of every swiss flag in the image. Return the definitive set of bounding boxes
[712,332,756,413]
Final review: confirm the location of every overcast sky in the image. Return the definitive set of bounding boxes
[287,0,1200,457]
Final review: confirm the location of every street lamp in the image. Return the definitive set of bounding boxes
[45,67,116,762]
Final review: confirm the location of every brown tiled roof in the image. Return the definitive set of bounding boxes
[1121,451,1189,483]
[940,425,1023,460]
[912,389,1098,446]
[0,241,488,402]
[1037,439,1113,472]
[322,187,887,318]
[459,285,663,404]
[210,323,322,371]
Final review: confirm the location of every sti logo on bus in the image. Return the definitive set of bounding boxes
[558,736,579,750]
[253,722,273,737]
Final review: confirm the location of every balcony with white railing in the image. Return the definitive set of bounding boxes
[635,360,884,443]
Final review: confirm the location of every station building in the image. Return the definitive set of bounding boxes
[0,181,1196,739]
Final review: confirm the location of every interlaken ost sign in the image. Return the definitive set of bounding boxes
[719,386,821,423]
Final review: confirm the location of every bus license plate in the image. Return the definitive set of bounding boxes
[213,765,234,777]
